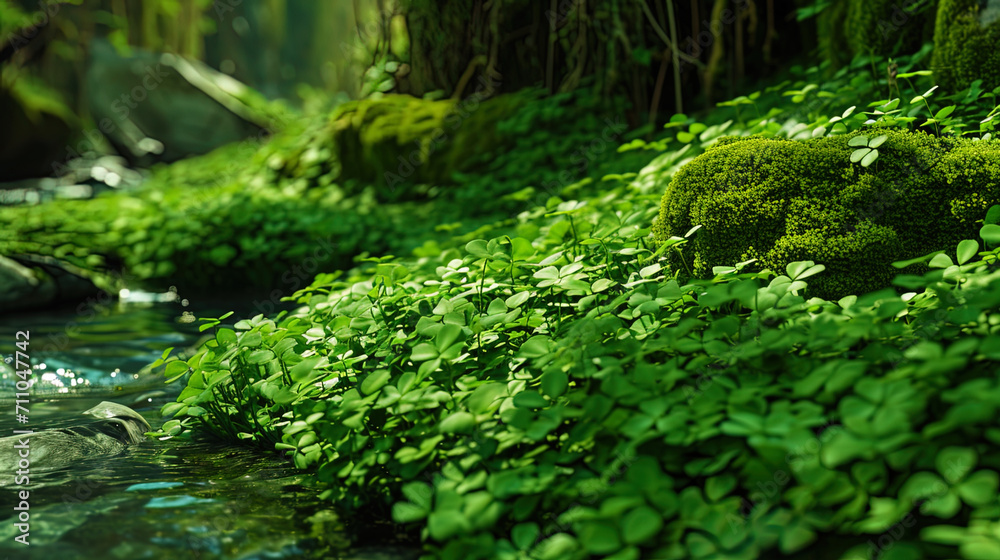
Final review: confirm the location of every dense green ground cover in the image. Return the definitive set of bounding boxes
[155,192,1000,560]
[147,48,1000,558]
[0,85,648,293]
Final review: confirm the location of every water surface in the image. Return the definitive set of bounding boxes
[0,296,416,560]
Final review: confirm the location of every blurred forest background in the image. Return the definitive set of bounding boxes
[0,0,822,184]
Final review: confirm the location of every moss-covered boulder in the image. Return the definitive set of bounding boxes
[653,130,1000,299]
[846,0,937,56]
[933,0,1000,91]
[319,87,630,197]
[325,93,527,189]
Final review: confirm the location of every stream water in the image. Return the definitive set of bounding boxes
[0,295,417,560]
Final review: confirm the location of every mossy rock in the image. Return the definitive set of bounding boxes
[327,93,528,189]
[846,0,937,56]
[933,0,1000,91]
[270,87,624,204]
[652,130,1000,299]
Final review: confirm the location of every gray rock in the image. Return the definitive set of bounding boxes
[0,401,149,485]
[0,255,51,306]
[0,254,103,313]
[984,0,1000,26]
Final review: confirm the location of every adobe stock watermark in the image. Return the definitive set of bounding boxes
[36,268,139,355]
[843,146,942,236]
[876,0,930,41]
[210,0,245,21]
[190,124,280,194]
[544,0,582,26]
[528,449,637,557]
[109,63,171,121]
[182,497,249,559]
[337,4,398,59]
[1,0,62,58]
[681,334,749,404]
[50,58,174,177]
[853,453,969,560]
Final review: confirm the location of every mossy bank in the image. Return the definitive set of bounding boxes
[0,86,644,295]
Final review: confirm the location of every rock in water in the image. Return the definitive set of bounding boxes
[0,401,150,486]
[0,254,103,314]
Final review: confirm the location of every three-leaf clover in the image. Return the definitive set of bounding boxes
[849,134,888,167]
[899,446,999,518]
[533,262,591,292]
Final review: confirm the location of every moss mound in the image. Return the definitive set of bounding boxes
[311,87,632,199]
[250,86,634,204]
[653,130,1000,299]
[328,93,527,189]
[933,0,1000,91]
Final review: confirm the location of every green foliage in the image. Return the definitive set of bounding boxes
[326,93,478,189]
[0,170,387,291]
[933,0,1000,92]
[628,47,1000,304]
[156,194,1000,558]
[2,72,77,126]
[325,86,648,204]
[454,86,654,209]
[0,111,459,292]
[652,129,1000,299]
[848,133,888,166]
[796,0,836,21]
[20,21,1000,557]
[0,1,33,36]
[127,30,1000,559]
[620,42,990,172]
[0,86,645,292]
